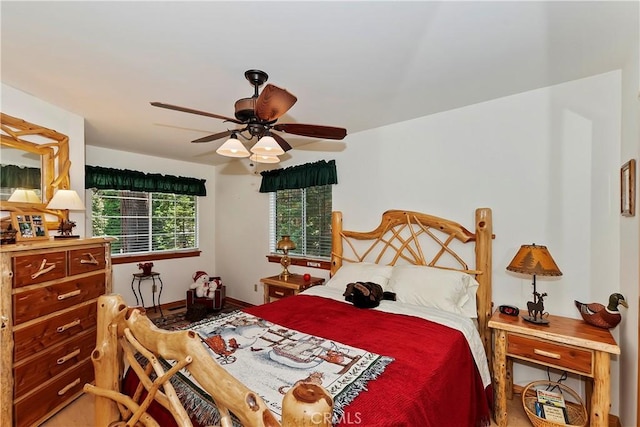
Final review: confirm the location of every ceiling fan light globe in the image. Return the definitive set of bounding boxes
[250,154,280,164]
[250,135,285,156]
[216,137,250,158]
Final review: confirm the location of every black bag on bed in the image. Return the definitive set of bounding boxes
[343,282,396,309]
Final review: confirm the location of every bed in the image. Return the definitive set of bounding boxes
[85,207,494,427]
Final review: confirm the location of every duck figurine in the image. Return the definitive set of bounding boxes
[574,293,628,329]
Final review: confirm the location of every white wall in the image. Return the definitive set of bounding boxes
[85,145,217,307]
[618,8,640,424]
[1,83,86,231]
[215,71,624,413]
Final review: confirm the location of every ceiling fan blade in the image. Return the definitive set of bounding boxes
[271,132,293,152]
[191,130,233,143]
[150,102,243,124]
[255,84,298,122]
[273,123,347,140]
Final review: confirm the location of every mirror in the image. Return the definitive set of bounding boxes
[1,146,42,201]
[0,112,71,230]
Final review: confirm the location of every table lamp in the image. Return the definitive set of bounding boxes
[277,235,296,279]
[8,189,41,203]
[506,243,562,324]
[46,189,85,239]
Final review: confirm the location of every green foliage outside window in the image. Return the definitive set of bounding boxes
[273,185,331,259]
[92,189,197,255]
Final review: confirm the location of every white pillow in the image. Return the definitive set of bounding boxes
[388,265,477,316]
[325,262,393,291]
[460,278,480,318]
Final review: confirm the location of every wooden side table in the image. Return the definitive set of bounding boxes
[488,309,620,427]
[260,273,324,304]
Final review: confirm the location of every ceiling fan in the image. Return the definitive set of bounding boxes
[151,69,347,163]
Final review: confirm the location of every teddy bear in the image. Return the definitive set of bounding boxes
[343,282,396,309]
[190,271,215,299]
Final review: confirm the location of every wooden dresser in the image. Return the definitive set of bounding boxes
[0,238,113,427]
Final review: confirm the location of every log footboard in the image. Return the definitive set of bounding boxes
[84,294,332,427]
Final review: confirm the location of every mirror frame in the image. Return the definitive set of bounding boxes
[1,112,71,229]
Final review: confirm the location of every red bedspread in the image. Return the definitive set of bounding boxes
[246,295,490,427]
[125,295,491,426]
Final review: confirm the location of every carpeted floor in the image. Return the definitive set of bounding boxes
[152,303,242,330]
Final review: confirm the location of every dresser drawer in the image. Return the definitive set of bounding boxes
[269,286,295,299]
[507,333,593,375]
[13,273,106,325]
[13,251,67,288]
[14,358,94,427]
[68,246,106,276]
[13,302,97,362]
[13,329,96,398]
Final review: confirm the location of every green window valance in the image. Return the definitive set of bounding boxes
[259,160,337,193]
[0,164,41,189]
[85,165,207,196]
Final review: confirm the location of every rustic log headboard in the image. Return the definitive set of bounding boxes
[330,208,494,363]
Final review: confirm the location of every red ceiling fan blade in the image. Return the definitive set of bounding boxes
[191,130,234,143]
[255,84,297,122]
[271,132,293,152]
[150,102,243,124]
[273,123,347,140]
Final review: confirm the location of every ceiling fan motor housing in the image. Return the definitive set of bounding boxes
[235,70,269,121]
[235,97,256,122]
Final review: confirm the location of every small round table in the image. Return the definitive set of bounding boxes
[131,272,164,317]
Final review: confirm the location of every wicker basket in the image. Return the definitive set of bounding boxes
[522,381,588,427]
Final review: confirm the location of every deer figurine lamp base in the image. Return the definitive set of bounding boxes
[523,274,550,325]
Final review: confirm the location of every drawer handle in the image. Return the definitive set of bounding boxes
[57,319,81,333]
[274,290,284,296]
[57,289,82,300]
[57,349,81,365]
[80,253,99,265]
[57,378,80,396]
[31,258,56,280]
[534,348,561,359]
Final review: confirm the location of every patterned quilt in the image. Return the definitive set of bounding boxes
[161,310,393,426]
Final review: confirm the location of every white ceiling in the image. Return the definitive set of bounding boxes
[1,1,637,166]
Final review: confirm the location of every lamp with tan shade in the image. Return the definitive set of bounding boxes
[276,235,296,280]
[506,243,562,325]
[46,189,85,239]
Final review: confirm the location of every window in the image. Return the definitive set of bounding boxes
[92,189,197,255]
[269,185,332,259]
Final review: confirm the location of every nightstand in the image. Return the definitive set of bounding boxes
[488,309,620,427]
[260,274,324,304]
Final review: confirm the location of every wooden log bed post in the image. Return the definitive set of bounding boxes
[475,207,493,368]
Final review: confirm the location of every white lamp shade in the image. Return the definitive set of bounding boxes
[46,189,86,211]
[8,189,40,203]
[250,135,285,156]
[250,153,280,164]
[216,137,250,158]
